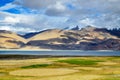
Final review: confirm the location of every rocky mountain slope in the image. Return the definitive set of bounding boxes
[0,26,120,50]
[0,30,26,49]
[27,26,120,50]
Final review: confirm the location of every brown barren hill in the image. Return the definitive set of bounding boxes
[0,30,26,49]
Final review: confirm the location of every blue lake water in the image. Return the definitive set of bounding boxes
[0,50,120,56]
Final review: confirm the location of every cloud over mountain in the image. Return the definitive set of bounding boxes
[0,0,120,34]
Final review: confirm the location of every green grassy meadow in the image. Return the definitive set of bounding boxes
[0,56,120,80]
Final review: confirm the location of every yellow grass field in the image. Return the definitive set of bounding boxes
[0,56,120,80]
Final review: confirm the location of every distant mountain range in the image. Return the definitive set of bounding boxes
[0,26,120,50]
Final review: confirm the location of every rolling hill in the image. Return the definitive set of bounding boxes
[0,30,26,49]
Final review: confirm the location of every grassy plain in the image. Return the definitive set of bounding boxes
[0,56,120,80]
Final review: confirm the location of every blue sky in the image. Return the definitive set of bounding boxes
[0,0,14,7]
[0,0,120,34]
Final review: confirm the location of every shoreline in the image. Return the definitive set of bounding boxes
[0,54,85,60]
[0,54,120,60]
[0,49,118,51]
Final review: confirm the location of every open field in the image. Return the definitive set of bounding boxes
[0,56,120,80]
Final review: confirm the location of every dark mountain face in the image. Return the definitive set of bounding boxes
[27,39,120,50]
[0,30,13,34]
[21,29,51,39]
[79,39,120,50]
[93,28,120,38]
[71,26,79,30]
[21,32,40,39]
[107,29,120,38]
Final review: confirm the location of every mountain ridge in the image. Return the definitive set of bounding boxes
[0,26,120,50]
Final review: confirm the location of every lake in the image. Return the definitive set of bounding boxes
[0,50,120,56]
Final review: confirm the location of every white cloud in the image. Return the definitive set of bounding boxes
[0,0,120,34]
[79,18,95,26]
[53,2,66,10]
[0,12,38,33]
[0,26,11,31]
[0,3,16,11]
[0,25,36,34]
[3,16,20,23]
[0,11,69,34]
